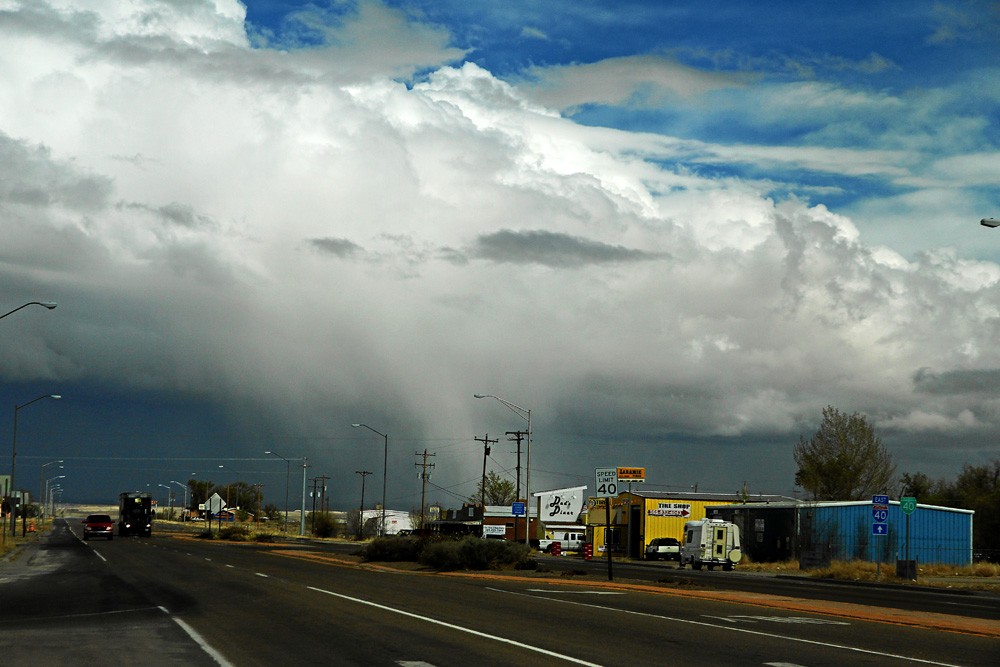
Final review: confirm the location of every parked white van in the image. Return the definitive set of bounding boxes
[678,518,742,571]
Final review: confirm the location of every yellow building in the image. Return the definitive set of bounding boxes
[586,491,792,558]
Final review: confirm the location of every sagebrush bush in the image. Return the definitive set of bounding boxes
[311,512,339,538]
[219,525,251,541]
[419,537,536,571]
[362,536,425,562]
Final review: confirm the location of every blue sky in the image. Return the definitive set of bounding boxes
[1,0,999,509]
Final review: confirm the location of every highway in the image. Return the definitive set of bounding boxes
[0,520,996,666]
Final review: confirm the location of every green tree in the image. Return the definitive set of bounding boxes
[794,406,896,500]
[900,458,1000,553]
[262,503,282,521]
[469,471,517,505]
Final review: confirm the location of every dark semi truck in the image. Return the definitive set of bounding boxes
[118,491,153,536]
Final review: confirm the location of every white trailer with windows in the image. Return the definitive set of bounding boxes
[679,518,742,571]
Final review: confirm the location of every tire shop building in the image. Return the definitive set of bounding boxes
[586,491,793,558]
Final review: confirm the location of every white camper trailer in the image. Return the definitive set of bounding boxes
[679,518,742,571]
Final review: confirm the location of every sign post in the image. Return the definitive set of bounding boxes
[595,468,618,581]
[900,496,917,579]
[872,494,888,576]
[207,492,225,534]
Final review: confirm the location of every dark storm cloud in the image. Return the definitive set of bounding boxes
[471,229,666,267]
[308,236,362,258]
[0,133,112,211]
[118,202,215,229]
[913,367,1000,396]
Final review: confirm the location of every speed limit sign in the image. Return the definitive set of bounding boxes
[595,468,618,497]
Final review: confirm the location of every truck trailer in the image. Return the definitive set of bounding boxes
[118,491,153,536]
[679,518,742,571]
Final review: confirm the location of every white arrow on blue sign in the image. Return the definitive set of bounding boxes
[872,523,888,536]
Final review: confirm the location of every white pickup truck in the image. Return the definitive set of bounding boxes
[678,518,742,571]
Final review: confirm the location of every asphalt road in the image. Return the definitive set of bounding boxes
[1,521,997,666]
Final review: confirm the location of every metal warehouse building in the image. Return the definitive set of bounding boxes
[708,500,974,565]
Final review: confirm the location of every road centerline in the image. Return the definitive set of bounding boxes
[486,588,966,667]
[307,585,605,666]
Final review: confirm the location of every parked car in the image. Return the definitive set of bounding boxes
[83,514,114,541]
[645,537,680,560]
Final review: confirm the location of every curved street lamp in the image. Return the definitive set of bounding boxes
[981,218,999,228]
[0,301,57,320]
[46,475,65,517]
[352,423,388,537]
[39,460,63,519]
[170,480,188,520]
[218,465,241,521]
[474,394,532,547]
[9,394,61,535]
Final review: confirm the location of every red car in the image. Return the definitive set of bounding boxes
[83,514,114,540]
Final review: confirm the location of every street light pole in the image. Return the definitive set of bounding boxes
[9,394,61,535]
[170,481,187,520]
[39,460,63,520]
[265,450,291,534]
[299,458,309,536]
[45,475,65,518]
[981,218,999,228]
[352,423,388,537]
[0,301,57,320]
[158,484,173,520]
[474,394,532,547]
[218,465,240,522]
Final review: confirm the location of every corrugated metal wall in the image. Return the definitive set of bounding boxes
[641,498,733,541]
[800,502,973,565]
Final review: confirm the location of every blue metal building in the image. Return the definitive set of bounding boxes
[710,500,974,565]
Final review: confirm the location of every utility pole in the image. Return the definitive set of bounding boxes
[355,470,372,539]
[254,483,264,530]
[309,476,328,533]
[507,430,526,542]
[475,434,498,535]
[414,450,436,530]
[299,458,310,536]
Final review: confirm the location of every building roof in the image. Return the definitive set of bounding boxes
[532,485,587,497]
[624,490,796,503]
[708,499,974,514]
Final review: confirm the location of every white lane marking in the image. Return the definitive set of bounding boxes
[225,564,234,568]
[255,573,268,578]
[158,606,235,667]
[1,607,162,624]
[93,550,107,563]
[765,663,808,666]
[704,615,849,626]
[397,663,437,666]
[488,588,964,667]
[308,586,603,666]
[527,589,623,595]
